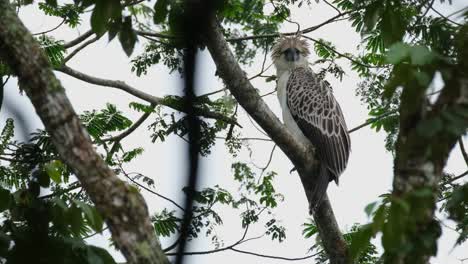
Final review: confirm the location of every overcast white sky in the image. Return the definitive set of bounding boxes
[1,0,468,263]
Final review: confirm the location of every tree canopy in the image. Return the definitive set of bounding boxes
[0,0,467,264]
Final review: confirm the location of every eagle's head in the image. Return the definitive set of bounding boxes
[271,35,310,74]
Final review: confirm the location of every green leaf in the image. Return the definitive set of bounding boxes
[0,187,11,212]
[91,0,111,36]
[118,16,137,56]
[153,0,169,24]
[410,45,436,65]
[68,204,84,235]
[45,0,57,6]
[108,21,121,42]
[45,160,63,184]
[386,42,410,64]
[37,170,51,188]
[349,224,374,262]
[86,245,116,264]
[364,201,378,217]
[416,117,442,138]
[302,220,318,238]
[153,209,179,237]
[265,75,276,82]
[75,201,103,232]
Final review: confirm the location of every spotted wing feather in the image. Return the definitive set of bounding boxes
[286,67,350,181]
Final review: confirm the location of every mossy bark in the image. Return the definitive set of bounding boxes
[387,25,468,264]
[0,1,169,263]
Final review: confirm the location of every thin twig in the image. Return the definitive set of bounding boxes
[322,0,342,14]
[32,19,66,35]
[122,169,185,212]
[302,35,382,69]
[63,36,99,63]
[39,181,81,199]
[103,104,156,142]
[197,88,227,98]
[448,6,468,18]
[260,144,277,176]
[459,138,468,167]
[230,248,318,261]
[443,170,468,186]
[136,12,349,43]
[56,65,240,126]
[348,110,398,134]
[83,226,109,239]
[429,5,463,26]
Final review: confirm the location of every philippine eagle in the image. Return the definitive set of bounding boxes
[272,35,351,210]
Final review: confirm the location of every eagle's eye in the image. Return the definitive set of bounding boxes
[283,48,300,62]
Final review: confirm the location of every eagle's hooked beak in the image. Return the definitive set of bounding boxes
[284,48,300,62]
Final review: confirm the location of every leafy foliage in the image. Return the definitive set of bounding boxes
[81,103,132,139]
[38,2,83,28]
[2,0,467,263]
[37,35,65,68]
[0,119,114,263]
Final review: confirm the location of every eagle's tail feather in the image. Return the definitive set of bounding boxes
[308,164,331,214]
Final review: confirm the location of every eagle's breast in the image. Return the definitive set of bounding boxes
[277,70,311,146]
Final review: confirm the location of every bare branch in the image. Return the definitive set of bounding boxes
[103,104,156,143]
[230,248,318,261]
[120,165,185,212]
[63,35,99,63]
[32,19,66,35]
[63,29,94,49]
[136,12,349,43]
[459,138,468,167]
[302,35,383,69]
[56,65,240,126]
[226,12,350,42]
[428,5,463,26]
[323,0,342,15]
[348,110,398,134]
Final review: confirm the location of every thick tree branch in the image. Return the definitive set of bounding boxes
[63,29,94,49]
[202,16,349,264]
[0,1,169,263]
[56,65,240,126]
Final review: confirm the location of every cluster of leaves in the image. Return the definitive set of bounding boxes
[147,161,286,249]
[221,0,287,64]
[148,95,236,156]
[445,183,468,245]
[38,1,83,28]
[341,0,468,260]
[37,35,65,68]
[302,219,380,264]
[0,119,115,263]
[131,41,182,75]
[81,103,133,140]
[335,0,463,151]
[439,172,468,245]
[232,162,286,242]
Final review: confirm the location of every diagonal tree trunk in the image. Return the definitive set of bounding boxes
[0,1,169,263]
[203,16,349,264]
